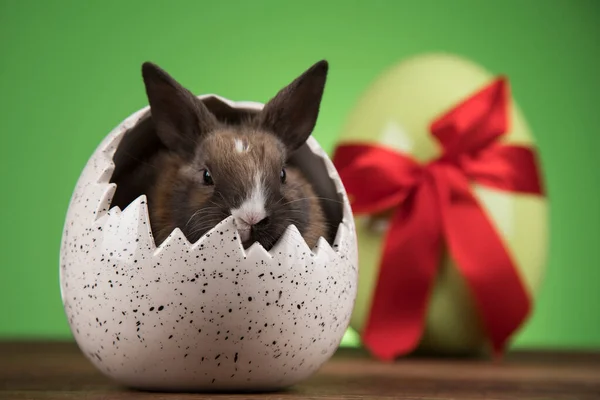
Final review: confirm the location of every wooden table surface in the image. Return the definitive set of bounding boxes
[1,341,599,400]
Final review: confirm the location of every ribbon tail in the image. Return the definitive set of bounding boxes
[437,166,531,355]
[362,179,443,361]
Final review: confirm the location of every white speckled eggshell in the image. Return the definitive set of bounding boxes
[59,95,358,392]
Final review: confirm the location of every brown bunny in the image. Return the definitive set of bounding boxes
[135,60,329,251]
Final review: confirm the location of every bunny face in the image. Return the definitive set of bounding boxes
[150,127,325,250]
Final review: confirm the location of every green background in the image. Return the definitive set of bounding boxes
[1,0,599,350]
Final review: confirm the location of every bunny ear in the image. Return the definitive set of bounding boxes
[259,60,329,153]
[141,62,217,156]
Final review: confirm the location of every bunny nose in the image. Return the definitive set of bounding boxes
[231,177,269,242]
[241,213,267,226]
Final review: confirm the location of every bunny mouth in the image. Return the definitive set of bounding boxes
[237,226,251,243]
[233,219,252,243]
[234,221,274,249]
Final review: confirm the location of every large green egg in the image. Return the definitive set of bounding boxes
[339,53,549,356]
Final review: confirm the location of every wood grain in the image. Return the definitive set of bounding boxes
[1,341,599,399]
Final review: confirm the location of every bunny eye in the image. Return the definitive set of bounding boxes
[202,169,214,185]
[280,168,286,184]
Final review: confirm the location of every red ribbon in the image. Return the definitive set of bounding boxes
[332,77,545,361]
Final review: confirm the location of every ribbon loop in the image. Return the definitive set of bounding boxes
[333,144,422,214]
[432,77,509,159]
[462,144,545,194]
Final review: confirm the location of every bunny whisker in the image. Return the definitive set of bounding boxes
[185,209,215,229]
[279,196,343,207]
[187,219,226,239]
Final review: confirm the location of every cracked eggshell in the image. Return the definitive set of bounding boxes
[59,95,358,392]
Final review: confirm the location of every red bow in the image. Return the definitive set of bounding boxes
[332,77,545,361]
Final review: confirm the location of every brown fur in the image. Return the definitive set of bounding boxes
[135,60,330,250]
[281,167,327,248]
